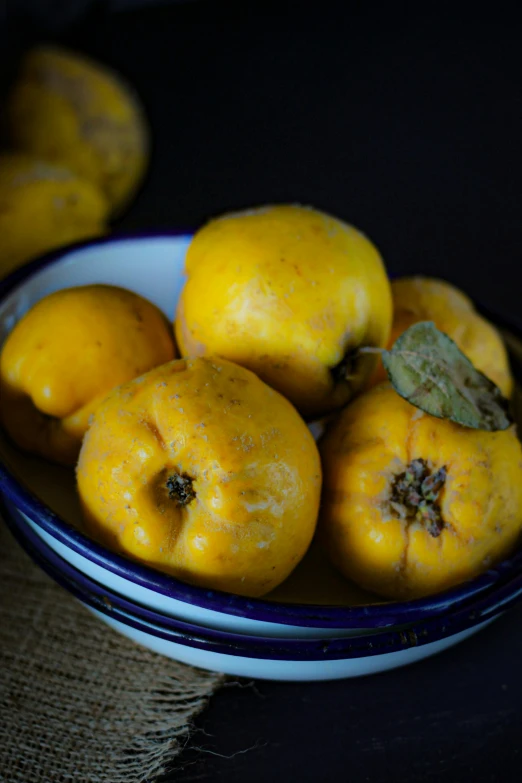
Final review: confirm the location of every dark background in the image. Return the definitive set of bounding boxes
[2,2,522,781]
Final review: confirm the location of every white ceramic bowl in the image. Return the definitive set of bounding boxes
[5,503,510,682]
[1,234,522,643]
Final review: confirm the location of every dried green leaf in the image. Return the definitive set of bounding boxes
[382,321,512,431]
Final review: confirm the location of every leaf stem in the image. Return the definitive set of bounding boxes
[357,346,384,355]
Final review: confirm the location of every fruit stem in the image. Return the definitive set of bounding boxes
[390,458,447,537]
[331,345,384,383]
[357,346,384,355]
[166,473,195,507]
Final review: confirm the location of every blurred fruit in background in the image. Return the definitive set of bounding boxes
[7,45,149,217]
[0,152,108,276]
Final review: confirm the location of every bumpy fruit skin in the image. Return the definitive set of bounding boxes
[8,46,149,215]
[319,383,522,600]
[371,277,513,397]
[77,356,322,598]
[0,285,175,465]
[0,153,108,276]
[175,205,392,419]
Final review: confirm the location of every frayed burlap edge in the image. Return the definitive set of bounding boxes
[0,519,224,783]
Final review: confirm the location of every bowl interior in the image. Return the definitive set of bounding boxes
[1,233,522,619]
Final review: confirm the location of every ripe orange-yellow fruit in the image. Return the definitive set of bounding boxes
[0,285,175,465]
[0,152,108,277]
[319,383,522,600]
[8,46,149,215]
[176,205,392,419]
[77,356,322,597]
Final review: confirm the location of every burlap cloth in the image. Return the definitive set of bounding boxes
[0,520,224,783]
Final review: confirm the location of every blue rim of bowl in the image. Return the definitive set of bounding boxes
[4,496,522,662]
[1,232,522,631]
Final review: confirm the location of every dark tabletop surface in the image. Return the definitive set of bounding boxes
[3,2,522,781]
